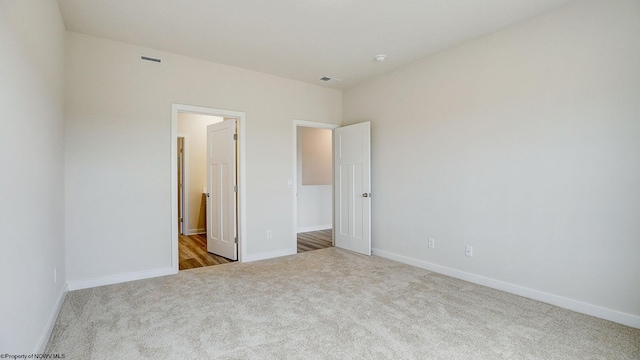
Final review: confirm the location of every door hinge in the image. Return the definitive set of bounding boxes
[233,133,237,140]
[179,218,183,223]
[234,236,238,244]
[233,185,238,192]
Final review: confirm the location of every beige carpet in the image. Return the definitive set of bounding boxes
[46,248,639,359]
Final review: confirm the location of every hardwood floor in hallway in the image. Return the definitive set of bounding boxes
[179,233,234,270]
[180,229,332,269]
[297,229,333,253]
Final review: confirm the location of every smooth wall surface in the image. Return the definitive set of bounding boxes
[64,32,342,282]
[0,0,66,352]
[343,0,640,317]
[297,127,333,232]
[301,127,332,185]
[178,113,223,234]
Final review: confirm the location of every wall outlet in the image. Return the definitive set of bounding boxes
[54,268,57,283]
[428,238,435,249]
[266,230,272,239]
[465,245,473,257]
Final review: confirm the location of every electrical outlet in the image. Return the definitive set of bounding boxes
[54,268,57,283]
[465,245,473,257]
[428,238,435,249]
[266,230,272,239]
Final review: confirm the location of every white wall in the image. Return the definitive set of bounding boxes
[64,32,342,283]
[301,127,332,185]
[178,113,224,234]
[297,127,332,232]
[0,0,66,353]
[343,0,640,321]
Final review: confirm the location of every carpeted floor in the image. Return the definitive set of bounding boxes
[46,248,639,359]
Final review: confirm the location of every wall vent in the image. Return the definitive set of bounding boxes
[319,76,342,83]
[141,56,162,63]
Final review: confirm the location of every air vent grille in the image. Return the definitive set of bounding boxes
[319,76,342,83]
[141,56,161,63]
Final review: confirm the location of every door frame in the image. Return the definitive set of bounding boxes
[292,120,339,253]
[171,104,247,271]
[177,135,188,235]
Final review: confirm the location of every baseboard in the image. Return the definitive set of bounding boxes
[185,228,205,235]
[67,267,176,291]
[372,248,640,329]
[35,283,68,353]
[297,224,332,233]
[242,248,296,263]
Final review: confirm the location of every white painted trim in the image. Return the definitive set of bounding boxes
[185,229,206,235]
[292,120,339,253]
[172,104,247,269]
[243,248,296,263]
[372,248,640,329]
[297,224,332,233]
[34,283,68,353]
[172,107,179,269]
[67,267,175,291]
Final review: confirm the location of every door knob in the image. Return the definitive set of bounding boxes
[363,193,371,198]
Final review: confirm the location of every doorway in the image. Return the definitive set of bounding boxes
[177,113,234,270]
[293,120,339,253]
[171,104,246,272]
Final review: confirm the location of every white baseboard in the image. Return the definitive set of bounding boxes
[372,248,640,329]
[185,228,205,235]
[242,248,296,263]
[297,224,332,233]
[35,283,68,353]
[67,267,176,291]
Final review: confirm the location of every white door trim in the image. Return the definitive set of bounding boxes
[172,104,247,272]
[292,120,339,253]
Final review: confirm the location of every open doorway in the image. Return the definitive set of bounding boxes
[176,113,236,270]
[171,104,246,272]
[293,120,339,253]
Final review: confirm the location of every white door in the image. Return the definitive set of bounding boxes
[206,119,238,260]
[334,122,371,255]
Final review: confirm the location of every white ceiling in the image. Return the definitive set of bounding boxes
[56,0,574,89]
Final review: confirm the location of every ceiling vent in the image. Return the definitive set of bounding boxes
[319,76,342,83]
[141,55,162,63]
